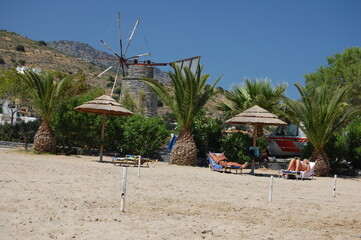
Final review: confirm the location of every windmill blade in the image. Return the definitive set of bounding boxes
[127,53,151,59]
[110,64,121,97]
[124,18,140,55]
[101,40,122,59]
[97,61,120,78]
[118,12,123,57]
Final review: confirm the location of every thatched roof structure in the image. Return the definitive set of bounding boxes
[225,105,286,126]
[74,95,133,116]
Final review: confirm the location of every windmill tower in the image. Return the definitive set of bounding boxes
[98,13,200,117]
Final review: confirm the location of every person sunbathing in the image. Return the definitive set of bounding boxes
[286,157,310,172]
[209,152,249,168]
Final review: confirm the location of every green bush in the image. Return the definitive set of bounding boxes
[220,132,253,163]
[37,41,47,46]
[18,59,26,66]
[52,92,169,157]
[191,115,223,157]
[121,115,169,157]
[0,56,4,65]
[0,120,40,143]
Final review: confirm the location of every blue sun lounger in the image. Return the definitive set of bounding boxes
[207,152,243,174]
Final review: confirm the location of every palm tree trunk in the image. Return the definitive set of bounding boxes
[170,130,197,166]
[311,149,331,177]
[34,121,56,153]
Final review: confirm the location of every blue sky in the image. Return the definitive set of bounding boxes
[1,0,360,99]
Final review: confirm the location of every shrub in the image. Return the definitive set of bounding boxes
[0,120,40,143]
[191,115,223,158]
[52,92,169,157]
[121,115,169,157]
[220,132,253,163]
[0,56,4,65]
[15,45,25,52]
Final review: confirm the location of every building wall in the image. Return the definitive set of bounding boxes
[121,65,158,117]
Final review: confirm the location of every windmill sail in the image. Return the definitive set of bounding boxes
[171,56,201,74]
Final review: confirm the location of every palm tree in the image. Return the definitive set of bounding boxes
[22,71,72,153]
[219,78,287,136]
[284,83,360,176]
[143,64,222,166]
[219,78,287,118]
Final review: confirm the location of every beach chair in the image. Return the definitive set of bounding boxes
[279,161,316,180]
[207,152,243,174]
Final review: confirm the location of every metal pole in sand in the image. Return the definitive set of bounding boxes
[137,155,141,177]
[269,175,274,202]
[120,166,128,212]
[333,174,337,197]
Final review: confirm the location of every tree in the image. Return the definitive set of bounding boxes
[218,78,287,119]
[284,83,360,176]
[15,45,25,52]
[21,71,72,153]
[143,65,222,166]
[0,68,29,124]
[305,47,361,105]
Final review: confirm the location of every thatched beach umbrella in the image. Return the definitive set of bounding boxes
[225,105,287,174]
[74,95,133,161]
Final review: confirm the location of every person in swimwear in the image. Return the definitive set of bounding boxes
[286,157,310,172]
[209,152,248,168]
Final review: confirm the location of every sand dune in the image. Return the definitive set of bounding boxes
[1,150,360,239]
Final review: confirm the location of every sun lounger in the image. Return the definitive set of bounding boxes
[112,155,157,167]
[207,152,243,174]
[279,161,316,180]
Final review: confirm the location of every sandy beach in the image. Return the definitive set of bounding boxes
[0,149,360,240]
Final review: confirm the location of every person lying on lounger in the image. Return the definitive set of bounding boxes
[285,157,310,172]
[209,152,249,168]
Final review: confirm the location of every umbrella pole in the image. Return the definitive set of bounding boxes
[250,124,257,175]
[99,115,106,162]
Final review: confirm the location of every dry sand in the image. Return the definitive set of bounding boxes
[0,149,360,240]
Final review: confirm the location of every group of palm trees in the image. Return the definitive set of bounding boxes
[22,63,360,177]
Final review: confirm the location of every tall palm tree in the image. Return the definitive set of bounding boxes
[284,83,360,176]
[219,78,287,135]
[143,64,222,166]
[22,71,72,153]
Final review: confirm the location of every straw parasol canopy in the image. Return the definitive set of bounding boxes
[74,95,134,161]
[225,105,287,174]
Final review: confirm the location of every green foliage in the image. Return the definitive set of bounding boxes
[218,78,287,119]
[106,82,113,88]
[305,47,361,105]
[0,120,40,143]
[21,71,73,123]
[191,115,223,157]
[52,90,104,149]
[285,83,360,152]
[162,112,177,131]
[143,64,222,131]
[344,117,361,168]
[121,115,169,157]
[220,132,252,163]
[0,56,4,65]
[53,93,169,157]
[113,87,121,95]
[0,68,29,106]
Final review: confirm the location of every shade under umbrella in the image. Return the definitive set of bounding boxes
[74,95,134,161]
[225,105,287,174]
